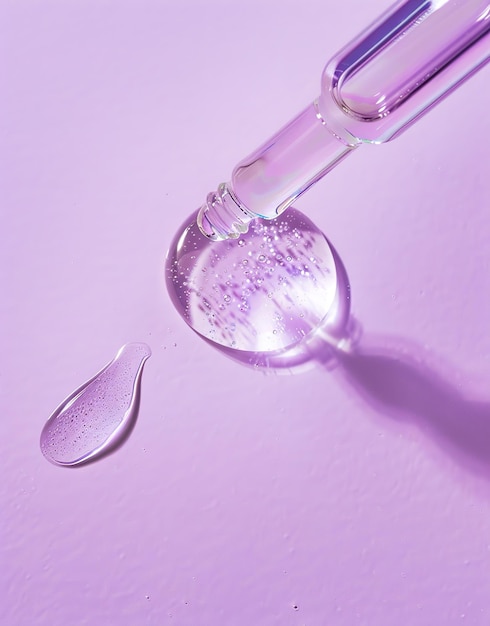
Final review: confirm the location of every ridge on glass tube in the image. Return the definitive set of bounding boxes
[40,343,151,467]
[196,0,489,240]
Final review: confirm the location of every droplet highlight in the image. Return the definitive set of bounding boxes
[40,342,151,467]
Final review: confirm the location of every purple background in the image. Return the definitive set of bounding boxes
[2,1,490,624]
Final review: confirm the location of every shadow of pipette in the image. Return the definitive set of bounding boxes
[207,300,490,480]
[166,206,490,479]
[327,334,490,481]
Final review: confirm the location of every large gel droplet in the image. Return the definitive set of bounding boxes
[40,342,151,467]
[166,208,352,368]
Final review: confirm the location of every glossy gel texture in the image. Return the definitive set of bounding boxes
[40,343,151,467]
[167,208,351,368]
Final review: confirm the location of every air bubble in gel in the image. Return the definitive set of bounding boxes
[40,342,151,467]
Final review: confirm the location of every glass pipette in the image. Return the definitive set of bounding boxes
[196,0,490,241]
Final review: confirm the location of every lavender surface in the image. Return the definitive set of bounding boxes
[2,1,490,624]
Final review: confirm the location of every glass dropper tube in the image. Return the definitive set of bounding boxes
[197,0,490,241]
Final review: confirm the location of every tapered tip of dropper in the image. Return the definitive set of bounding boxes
[196,183,253,241]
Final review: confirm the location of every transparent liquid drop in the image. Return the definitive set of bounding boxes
[40,343,151,467]
[166,208,352,368]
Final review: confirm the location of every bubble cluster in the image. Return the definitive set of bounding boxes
[166,208,346,359]
[40,343,151,466]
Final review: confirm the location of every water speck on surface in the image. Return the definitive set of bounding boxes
[40,343,151,467]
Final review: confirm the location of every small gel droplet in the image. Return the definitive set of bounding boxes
[40,342,151,467]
